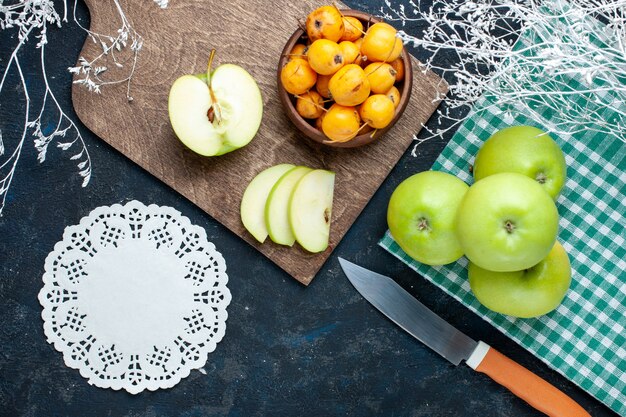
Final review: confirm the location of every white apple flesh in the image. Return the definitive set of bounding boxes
[265,166,313,246]
[168,62,263,156]
[240,164,295,243]
[289,169,335,253]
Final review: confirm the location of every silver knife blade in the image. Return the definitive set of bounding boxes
[339,258,478,366]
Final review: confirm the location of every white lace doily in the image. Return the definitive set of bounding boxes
[38,200,231,393]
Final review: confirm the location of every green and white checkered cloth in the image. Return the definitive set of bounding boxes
[380,96,626,413]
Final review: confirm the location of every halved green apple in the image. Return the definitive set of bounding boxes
[289,169,336,253]
[168,51,263,156]
[241,164,295,243]
[265,166,313,246]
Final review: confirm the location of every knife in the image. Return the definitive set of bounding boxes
[338,258,590,417]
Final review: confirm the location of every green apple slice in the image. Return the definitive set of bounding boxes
[241,164,295,243]
[289,169,335,253]
[265,166,313,246]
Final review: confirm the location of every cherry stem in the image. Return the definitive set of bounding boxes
[364,61,388,76]
[380,37,400,63]
[356,123,370,133]
[340,10,367,35]
[294,94,327,112]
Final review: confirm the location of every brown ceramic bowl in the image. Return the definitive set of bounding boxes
[277,9,413,148]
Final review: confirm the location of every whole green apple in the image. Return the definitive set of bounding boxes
[473,125,566,200]
[455,172,558,272]
[469,241,571,318]
[387,171,469,265]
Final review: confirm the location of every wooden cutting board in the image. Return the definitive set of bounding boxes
[71,0,447,285]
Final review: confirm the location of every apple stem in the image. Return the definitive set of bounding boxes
[207,49,216,77]
[206,49,223,125]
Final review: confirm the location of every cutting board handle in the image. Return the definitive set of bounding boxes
[468,342,591,417]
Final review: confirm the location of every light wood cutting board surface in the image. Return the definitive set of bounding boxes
[71,0,447,285]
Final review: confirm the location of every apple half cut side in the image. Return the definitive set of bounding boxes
[289,169,336,253]
[241,164,295,243]
[168,64,263,156]
[266,166,313,246]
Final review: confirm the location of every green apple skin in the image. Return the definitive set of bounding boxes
[168,64,263,156]
[455,172,559,272]
[473,125,567,200]
[387,171,469,265]
[240,164,295,243]
[469,241,571,318]
[265,166,312,246]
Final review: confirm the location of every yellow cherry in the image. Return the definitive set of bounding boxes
[364,62,397,94]
[280,58,317,95]
[306,6,344,42]
[296,90,325,119]
[322,103,361,142]
[385,85,401,109]
[307,39,344,75]
[339,41,360,65]
[359,94,395,129]
[361,22,403,62]
[340,16,363,42]
[328,64,370,106]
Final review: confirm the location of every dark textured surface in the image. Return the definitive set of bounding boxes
[0,1,615,416]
